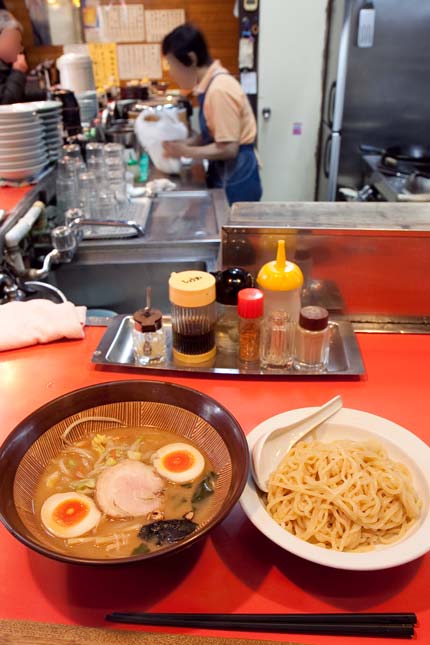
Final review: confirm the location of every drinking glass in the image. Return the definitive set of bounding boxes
[104,143,125,167]
[86,142,105,162]
[78,170,99,220]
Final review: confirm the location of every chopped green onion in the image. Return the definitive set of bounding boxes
[132,542,150,555]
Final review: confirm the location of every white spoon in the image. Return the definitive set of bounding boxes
[251,395,343,493]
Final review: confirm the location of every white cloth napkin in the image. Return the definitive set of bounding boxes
[0,299,87,351]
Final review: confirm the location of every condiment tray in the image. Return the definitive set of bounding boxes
[92,315,365,377]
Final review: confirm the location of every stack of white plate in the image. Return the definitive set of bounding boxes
[0,104,48,181]
[31,101,64,162]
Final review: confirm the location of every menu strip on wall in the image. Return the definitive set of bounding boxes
[117,43,162,79]
[97,4,145,43]
[145,9,185,42]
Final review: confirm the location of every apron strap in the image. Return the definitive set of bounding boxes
[198,72,231,112]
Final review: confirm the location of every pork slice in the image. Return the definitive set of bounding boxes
[95,459,165,518]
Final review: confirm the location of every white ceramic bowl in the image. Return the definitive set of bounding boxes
[240,407,430,571]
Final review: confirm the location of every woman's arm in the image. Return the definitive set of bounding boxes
[163,140,239,161]
[0,67,26,105]
[184,131,203,146]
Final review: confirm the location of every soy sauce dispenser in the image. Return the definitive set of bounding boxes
[169,270,217,364]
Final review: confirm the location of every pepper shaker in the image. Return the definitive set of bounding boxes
[293,305,330,372]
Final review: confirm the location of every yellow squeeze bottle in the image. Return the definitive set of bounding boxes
[256,239,304,322]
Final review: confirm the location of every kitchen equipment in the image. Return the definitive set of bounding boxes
[0,380,248,566]
[105,121,136,148]
[241,406,430,570]
[360,154,430,202]
[360,144,430,166]
[251,395,342,493]
[397,193,430,203]
[318,0,430,200]
[406,171,430,194]
[56,53,95,95]
[50,88,81,137]
[76,90,98,125]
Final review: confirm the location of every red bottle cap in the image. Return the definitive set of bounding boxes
[237,288,264,319]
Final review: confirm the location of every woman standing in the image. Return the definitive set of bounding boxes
[162,23,262,205]
[0,10,28,104]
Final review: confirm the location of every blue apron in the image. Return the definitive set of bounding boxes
[198,73,262,205]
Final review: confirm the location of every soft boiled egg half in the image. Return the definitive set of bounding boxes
[41,492,101,538]
[152,442,205,483]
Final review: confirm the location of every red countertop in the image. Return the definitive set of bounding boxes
[1,329,430,645]
[0,186,32,213]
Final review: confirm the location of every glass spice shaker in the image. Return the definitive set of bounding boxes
[260,310,293,369]
[132,287,166,366]
[237,288,264,365]
[293,305,330,372]
[215,267,253,353]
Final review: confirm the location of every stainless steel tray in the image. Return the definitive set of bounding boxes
[92,315,365,377]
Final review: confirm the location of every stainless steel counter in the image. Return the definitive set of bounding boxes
[1,164,230,313]
[225,201,430,333]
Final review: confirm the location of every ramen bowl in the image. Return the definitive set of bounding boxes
[241,406,430,571]
[0,380,248,566]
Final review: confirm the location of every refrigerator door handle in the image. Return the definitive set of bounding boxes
[324,134,333,178]
[328,81,337,128]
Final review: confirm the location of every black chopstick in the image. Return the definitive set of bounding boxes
[106,613,416,639]
[107,612,416,625]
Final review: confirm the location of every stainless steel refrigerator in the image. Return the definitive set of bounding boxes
[317,0,430,201]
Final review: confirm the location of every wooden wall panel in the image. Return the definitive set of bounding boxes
[4,0,239,83]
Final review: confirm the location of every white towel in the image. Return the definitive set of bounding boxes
[0,300,86,351]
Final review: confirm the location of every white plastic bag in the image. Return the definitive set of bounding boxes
[134,109,188,175]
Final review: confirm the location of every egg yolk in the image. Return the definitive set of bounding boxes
[162,450,195,473]
[53,499,90,527]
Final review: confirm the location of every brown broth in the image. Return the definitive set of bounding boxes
[34,427,216,559]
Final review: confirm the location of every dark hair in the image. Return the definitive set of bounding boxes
[162,23,212,68]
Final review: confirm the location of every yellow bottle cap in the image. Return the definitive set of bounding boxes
[256,240,304,292]
[169,270,216,307]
